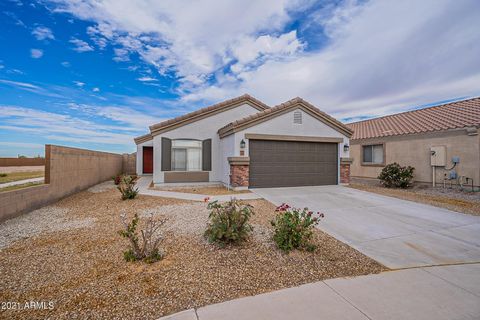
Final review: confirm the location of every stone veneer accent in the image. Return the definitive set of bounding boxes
[228,157,250,188]
[230,164,249,187]
[340,157,353,184]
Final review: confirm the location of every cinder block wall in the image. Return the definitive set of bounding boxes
[0,157,45,166]
[0,145,124,223]
[122,152,136,175]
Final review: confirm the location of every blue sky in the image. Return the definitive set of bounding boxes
[1,0,479,157]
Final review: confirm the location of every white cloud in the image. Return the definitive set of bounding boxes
[92,87,100,92]
[69,37,94,52]
[0,79,39,89]
[230,30,304,74]
[49,0,480,119]
[137,76,156,82]
[50,0,305,88]
[30,48,44,58]
[0,104,149,146]
[32,26,55,40]
[182,0,480,119]
[0,142,44,148]
[61,61,71,67]
[73,81,85,87]
[113,48,130,62]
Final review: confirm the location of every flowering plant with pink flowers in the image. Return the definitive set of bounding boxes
[271,203,324,252]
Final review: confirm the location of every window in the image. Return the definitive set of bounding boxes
[171,139,202,171]
[363,144,384,164]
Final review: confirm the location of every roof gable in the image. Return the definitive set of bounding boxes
[348,97,480,140]
[218,97,353,138]
[149,94,269,136]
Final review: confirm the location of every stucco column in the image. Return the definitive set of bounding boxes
[340,157,353,184]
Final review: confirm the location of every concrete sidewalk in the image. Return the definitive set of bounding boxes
[0,177,44,189]
[159,263,480,320]
[136,176,262,202]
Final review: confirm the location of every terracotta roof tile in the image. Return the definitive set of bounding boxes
[348,97,480,140]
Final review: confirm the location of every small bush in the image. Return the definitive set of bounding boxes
[0,173,7,177]
[271,204,324,253]
[113,174,123,185]
[204,198,254,245]
[117,175,139,200]
[378,162,414,188]
[119,212,166,263]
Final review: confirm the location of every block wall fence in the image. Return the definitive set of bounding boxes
[0,157,45,166]
[0,145,136,223]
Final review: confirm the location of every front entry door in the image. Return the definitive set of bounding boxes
[143,146,153,174]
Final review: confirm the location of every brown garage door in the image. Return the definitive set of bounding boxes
[249,140,338,188]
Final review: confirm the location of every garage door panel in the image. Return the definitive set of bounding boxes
[249,140,338,188]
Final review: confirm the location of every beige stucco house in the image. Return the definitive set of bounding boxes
[134,94,353,189]
[347,97,480,188]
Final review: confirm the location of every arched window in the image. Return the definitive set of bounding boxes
[171,139,202,171]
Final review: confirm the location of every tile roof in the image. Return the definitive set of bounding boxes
[218,97,353,138]
[347,97,480,140]
[133,133,153,144]
[148,94,269,135]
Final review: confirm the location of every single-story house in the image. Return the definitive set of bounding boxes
[347,97,480,187]
[134,94,353,189]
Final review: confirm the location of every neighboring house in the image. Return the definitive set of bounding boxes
[348,97,480,187]
[134,94,353,189]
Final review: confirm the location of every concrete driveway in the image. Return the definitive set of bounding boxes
[252,185,480,269]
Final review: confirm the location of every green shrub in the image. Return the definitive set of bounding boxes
[119,212,166,263]
[117,175,139,200]
[271,204,324,253]
[378,162,415,188]
[204,198,254,245]
[0,173,7,177]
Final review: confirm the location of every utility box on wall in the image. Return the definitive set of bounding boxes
[430,146,446,166]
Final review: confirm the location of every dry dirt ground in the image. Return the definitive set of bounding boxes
[0,182,385,320]
[154,185,251,195]
[349,183,480,216]
[0,166,45,174]
[0,171,44,184]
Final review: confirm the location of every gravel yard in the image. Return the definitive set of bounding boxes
[349,183,480,216]
[0,184,385,320]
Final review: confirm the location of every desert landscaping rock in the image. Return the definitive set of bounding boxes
[87,180,117,193]
[0,188,385,320]
[145,202,209,237]
[0,206,95,250]
[350,183,480,216]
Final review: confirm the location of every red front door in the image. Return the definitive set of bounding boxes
[143,147,153,174]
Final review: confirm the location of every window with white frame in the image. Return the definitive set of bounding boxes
[171,139,202,171]
[362,144,384,164]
